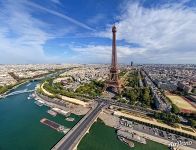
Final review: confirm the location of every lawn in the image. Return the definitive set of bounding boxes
[166,94,196,113]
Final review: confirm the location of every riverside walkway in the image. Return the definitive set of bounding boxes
[52,101,106,150]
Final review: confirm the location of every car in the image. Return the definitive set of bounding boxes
[184,138,188,142]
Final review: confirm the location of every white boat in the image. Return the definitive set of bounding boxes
[65,117,75,122]
[117,130,146,144]
[63,128,70,134]
[35,101,43,106]
[47,110,57,117]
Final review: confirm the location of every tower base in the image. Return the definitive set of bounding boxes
[104,80,121,94]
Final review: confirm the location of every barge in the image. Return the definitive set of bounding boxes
[117,130,146,144]
[118,136,134,148]
[40,118,64,132]
[40,118,70,134]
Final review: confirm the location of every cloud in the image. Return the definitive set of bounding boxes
[87,14,106,25]
[70,44,146,63]
[96,1,196,63]
[0,0,63,64]
[50,0,61,5]
[26,1,95,31]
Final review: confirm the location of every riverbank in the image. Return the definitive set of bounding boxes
[35,92,90,116]
[39,82,90,107]
[77,119,168,150]
[98,109,196,150]
[0,70,59,98]
[0,79,29,98]
[0,80,82,150]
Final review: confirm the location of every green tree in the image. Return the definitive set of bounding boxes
[171,104,180,114]
[190,119,196,128]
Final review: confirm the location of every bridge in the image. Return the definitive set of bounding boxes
[2,89,35,98]
[52,102,106,150]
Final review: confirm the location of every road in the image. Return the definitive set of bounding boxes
[96,98,154,114]
[122,119,196,149]
[56,102,106,150]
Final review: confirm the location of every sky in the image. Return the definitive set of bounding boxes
[0,0,196,64]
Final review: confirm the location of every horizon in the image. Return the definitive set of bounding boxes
[0,0,196,64]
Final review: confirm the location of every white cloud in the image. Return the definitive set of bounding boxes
[0,0,62,64]
[87,14,105,25]
[50,0,61,5]
[26,1,95,31]
[70,44,146,63]
[96,1,196,63]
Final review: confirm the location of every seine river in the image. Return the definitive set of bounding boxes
[0,80,168,150]
[78,120,169,150]
[0,81,81,150]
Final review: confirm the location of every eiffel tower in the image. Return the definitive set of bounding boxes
[104,25,121,94]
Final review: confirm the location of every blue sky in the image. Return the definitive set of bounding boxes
[0,0,196,64]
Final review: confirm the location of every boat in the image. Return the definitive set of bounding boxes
[40,118,65,132]
[118,136,134,148]
[35,101,43,106]
[52,108,70,116]
[63,128,70,134]
[31,93,36,98]
[65,117,75,122]
[117,130,146,144]
[47,110,57,117]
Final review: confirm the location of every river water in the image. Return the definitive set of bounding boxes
[0,80,168,150]
[78,120,169,150]
[0,81,81,150]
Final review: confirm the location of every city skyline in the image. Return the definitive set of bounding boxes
[0,0,196,64]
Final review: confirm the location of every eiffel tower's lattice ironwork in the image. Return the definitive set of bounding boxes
[104,25,121,94]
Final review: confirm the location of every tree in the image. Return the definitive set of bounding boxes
[171,104,180,114]
[190,119,196,128]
